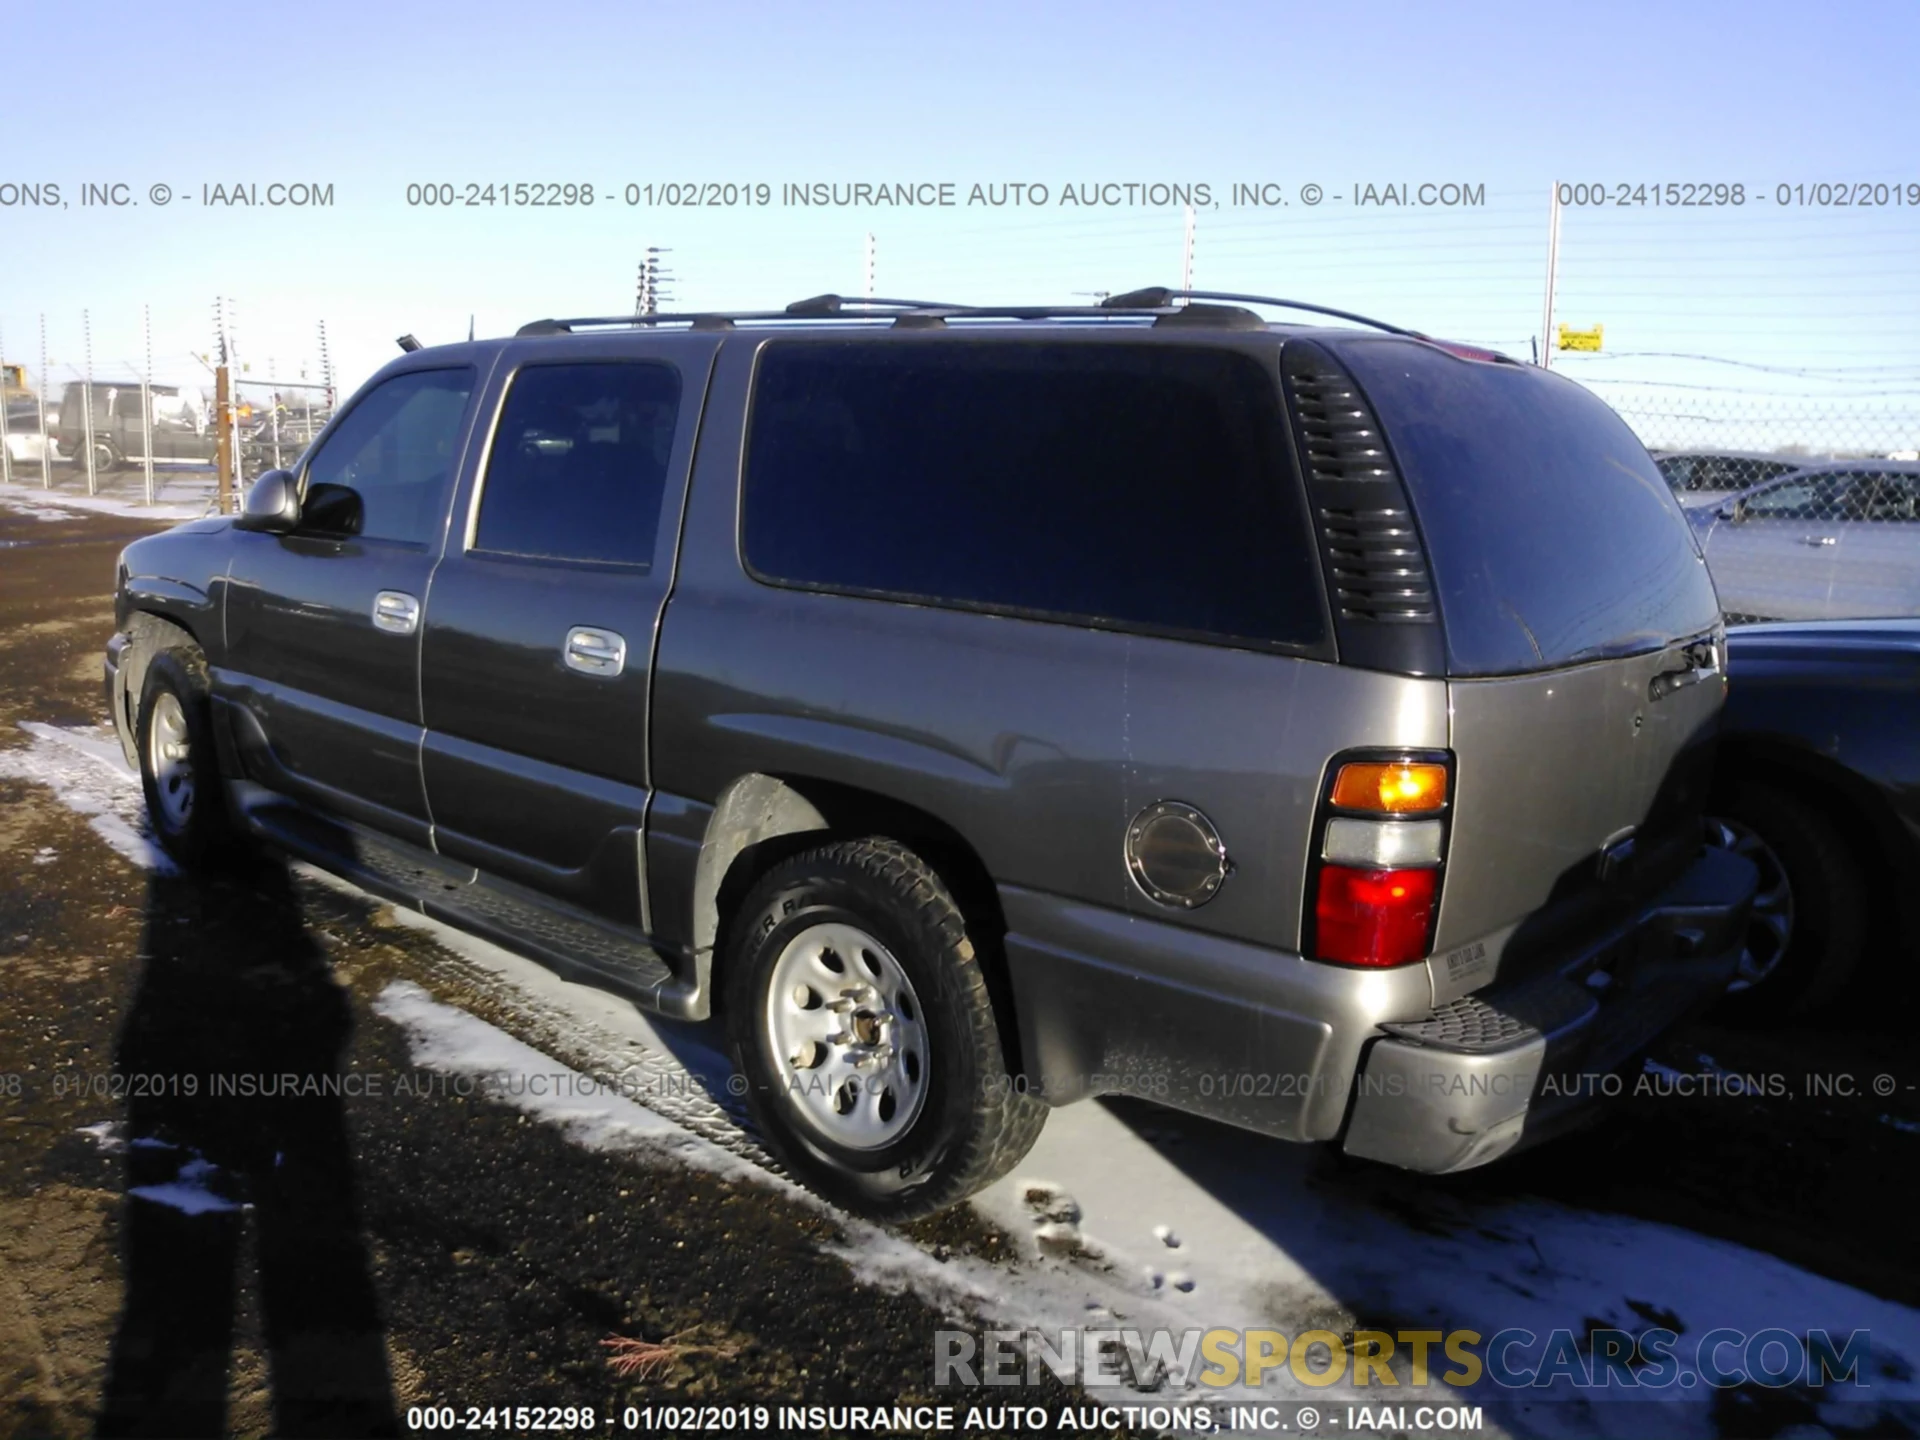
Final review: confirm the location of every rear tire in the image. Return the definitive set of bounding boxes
[136,645,236,871]
[1709,781,1865,1017]
[724,836,1046,1220]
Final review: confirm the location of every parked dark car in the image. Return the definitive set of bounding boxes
[54,381,214,473]
[1688,461,1920,623]
[101,290,1754,1217]
[1710,619,1920,1012]
[1653,449,1807,508]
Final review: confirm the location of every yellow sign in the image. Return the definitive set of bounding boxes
[1557,323,1603,352]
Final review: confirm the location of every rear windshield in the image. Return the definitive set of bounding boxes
[1328,337,1721,675]
[741,341,1328,652]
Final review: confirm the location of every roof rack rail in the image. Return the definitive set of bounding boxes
[516,289,1424,338]
[783,293,966,315]
[1101,288,1425,338]
[517,303,1162,335]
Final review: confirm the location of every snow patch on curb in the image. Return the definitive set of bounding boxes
[1,481,213,522]
[0,721,173,873]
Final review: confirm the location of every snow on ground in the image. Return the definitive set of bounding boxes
[75,1125,250,1215]
[127,1155,248,1216]
[13,719,1920,1436]
[370,940,1920,1438]
[372,979,764,1187]
[1,722,175,873]
[0,474,215,522]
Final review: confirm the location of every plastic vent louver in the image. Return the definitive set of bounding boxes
[1283,344,1439,631]
[1287,362,1396,486]
[1317,506,1435,622]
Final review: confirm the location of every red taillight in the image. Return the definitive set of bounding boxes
[1313,865,1438,968]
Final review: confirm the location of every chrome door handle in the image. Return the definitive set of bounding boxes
[372,590,420,635]
[1800,536,1837,547]
[564,626,627,677]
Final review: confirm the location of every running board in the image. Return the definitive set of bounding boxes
[230,782,705,1020]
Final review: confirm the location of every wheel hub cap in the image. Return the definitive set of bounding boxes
[1708,817,1795,991]
[145,691,195,832]
[764,922,929,1150]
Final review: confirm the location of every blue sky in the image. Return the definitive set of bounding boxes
[3,0,1917,442]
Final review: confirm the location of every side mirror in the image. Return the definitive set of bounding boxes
[235,469,300,532]
[300,482,364,536]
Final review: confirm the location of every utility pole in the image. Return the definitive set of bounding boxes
[635,247,673,315]
[864,232,876,300]
[1181,205,1196,292]
[82,310,97,495]
[1540,181,1563,370]
[36,316,49,490]
[268,355,282,471]
[225,297,244,483]
[317,319,334,410]
[0,322,12,488]
[214,298,233,513]
[141,304,154,505]
[215,365,233,513]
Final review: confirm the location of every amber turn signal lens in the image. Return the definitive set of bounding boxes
[1330,761,1448,814]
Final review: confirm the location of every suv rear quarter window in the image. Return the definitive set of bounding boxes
[740,341,1328,652]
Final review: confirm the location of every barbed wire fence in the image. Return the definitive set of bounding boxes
[1598,389,1920,465]
[1,308,335,513]
[5,301,1916,531]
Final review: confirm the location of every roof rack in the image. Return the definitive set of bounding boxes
[1102,288,1426,338]
[516,288,1422,338]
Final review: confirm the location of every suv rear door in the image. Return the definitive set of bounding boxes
[416,336,719,928]
[221,362,485,845]
[1325,337,1727,989]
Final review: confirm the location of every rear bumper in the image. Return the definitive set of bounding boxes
[1341,843,1756,1172]
[1001,842,1754,1167]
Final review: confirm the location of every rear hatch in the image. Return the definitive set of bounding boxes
[1321,337,1725,982]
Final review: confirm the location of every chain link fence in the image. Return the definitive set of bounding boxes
[1,311,333,514]
[1602,390,1920,623]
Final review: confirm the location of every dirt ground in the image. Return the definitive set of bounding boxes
[0,501,1122,1438]
[0,496,1914,1439]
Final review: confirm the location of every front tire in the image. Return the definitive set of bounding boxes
[724,837,1046,1220]
[136,646,234,870]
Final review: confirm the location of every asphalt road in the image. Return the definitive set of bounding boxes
[1,495,1915,1440]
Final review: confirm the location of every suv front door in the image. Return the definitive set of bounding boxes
[221,363,484,845]
[418,341,716,927]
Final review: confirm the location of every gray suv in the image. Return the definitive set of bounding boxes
[55,381,216,473]
[103,290,1755,1218]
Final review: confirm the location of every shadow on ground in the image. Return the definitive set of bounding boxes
[98,856,399,1438]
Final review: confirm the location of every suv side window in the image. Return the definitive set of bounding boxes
[741,342,1327,650]
[473,361,681,567]
[1861,472,1920,521]
[111,388,145,420]
[301,367,475,546]
[1743,474,1836,520]
[151,393,196,433]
